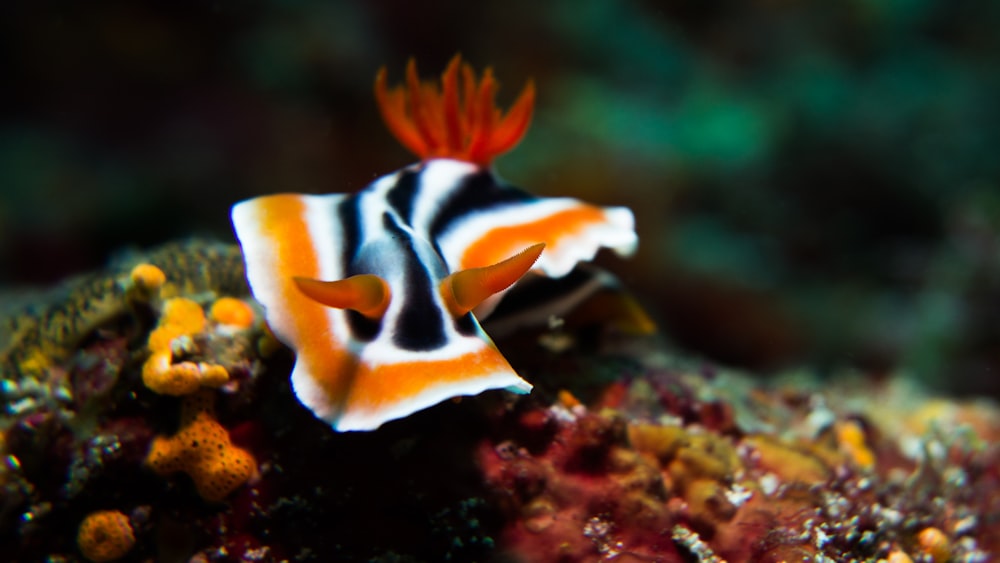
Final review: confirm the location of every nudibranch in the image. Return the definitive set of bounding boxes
[231,56,637,431]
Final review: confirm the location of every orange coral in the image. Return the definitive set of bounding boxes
[374,55,535,166]
[146,389,256,501]
[209,297,256,329]
[129,263,166,293]
[916,527,950,563]
[143,297,230,395]
[835,420,875,469]
[884,550,915,563]
[557,389,582,410]
[77,510,135,562]
[156,297,206,336]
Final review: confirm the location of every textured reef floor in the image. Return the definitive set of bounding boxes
[2,241,998,562]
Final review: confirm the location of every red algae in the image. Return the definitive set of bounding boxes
[473,362,1000,562]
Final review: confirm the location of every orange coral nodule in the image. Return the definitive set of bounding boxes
[557,389,582,410]
[885,551,915,563]
[157,297,207,339]
[209,297,256,329]
[142,352,201,395]
[77,510,135,562]
[835,420,875,470]
[129,263,166,293]
[916,527,951,563]
[143,297,230,395]
[145,390,256,502]
[375,54,535,166]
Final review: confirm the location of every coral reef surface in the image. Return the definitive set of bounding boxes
[2,240,998,562]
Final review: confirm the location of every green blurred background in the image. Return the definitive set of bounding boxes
[3,0,999,396]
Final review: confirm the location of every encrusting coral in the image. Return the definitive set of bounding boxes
[146,389,256,502]
[1,242,246,382]
[1,242,266,559]
[76,509,135,562]
[470,357,1000,563]
[142,297,233,395]
[132,264,260,503]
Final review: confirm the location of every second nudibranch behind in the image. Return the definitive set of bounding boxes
[231,56,637,431]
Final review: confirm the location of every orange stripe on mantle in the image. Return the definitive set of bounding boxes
[344,346,515,415]
[459,205,608,270]
[255,194,357,406]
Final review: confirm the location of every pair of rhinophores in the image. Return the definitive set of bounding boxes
[231,56,643,431]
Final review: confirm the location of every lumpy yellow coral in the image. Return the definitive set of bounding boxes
[16,348,52,375]
[146,389,256,501]
[77,510,135,562]
[628,423,687,463]
[669,433,740,485]
[142,297,229,395]
[744,435,831,485]
[626,422,742,532]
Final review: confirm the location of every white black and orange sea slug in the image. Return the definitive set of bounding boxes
[231,56,639,431]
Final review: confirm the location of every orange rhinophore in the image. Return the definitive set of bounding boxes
[293,273,392,320]
[440,243,545,317]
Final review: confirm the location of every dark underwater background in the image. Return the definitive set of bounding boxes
[3,0,1000,397]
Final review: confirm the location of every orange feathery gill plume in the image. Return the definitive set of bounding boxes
[374,55,535,167]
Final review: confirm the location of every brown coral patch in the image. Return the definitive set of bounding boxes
[77,510,135,562]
